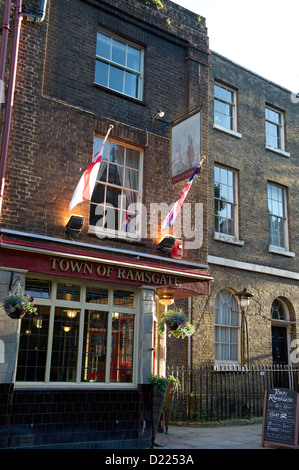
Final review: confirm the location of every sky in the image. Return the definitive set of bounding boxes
[172,0,299,93]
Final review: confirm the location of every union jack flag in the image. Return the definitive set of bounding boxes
[161,157,206,229]
[69,125,113,212]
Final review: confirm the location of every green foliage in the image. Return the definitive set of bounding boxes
[149,373,170,396]
[143,0,164,10]
[3,293,38,316]
[158,308,195,339]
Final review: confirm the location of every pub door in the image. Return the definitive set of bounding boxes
[272,326,289,388]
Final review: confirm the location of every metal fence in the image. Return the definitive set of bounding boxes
[166,365,299,422]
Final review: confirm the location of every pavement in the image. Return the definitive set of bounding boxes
[153,419,278,449]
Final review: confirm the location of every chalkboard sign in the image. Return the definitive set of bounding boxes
[261,388,299,449]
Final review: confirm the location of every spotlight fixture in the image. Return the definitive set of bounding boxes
[151,109,172,131]
[151,109,165,121]
[158,295,174,306]
[158,235,176,253]
[65,215,84,235]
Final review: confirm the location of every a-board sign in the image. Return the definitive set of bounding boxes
[261,388,299,449]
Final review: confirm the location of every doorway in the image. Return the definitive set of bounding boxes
[272,326,288,365]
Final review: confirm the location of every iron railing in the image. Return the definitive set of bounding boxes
[166,365,299,422]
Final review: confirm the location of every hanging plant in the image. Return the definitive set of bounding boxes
[3,292,38,319]
[158,308,195,339]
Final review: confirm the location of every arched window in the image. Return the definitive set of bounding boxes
[271,298,288,321]
[215,290,239,363]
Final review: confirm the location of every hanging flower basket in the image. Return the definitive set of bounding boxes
[3,293,38,319]
[157,308,195,339]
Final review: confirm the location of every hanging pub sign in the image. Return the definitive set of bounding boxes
[261,388,299,449]
[171,110,201,184]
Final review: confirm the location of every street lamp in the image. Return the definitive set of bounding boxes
[235,288,254,368]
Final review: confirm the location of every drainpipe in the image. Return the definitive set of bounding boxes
[0,0,47,218]
[23,0,47,23]
[0,0,12,117]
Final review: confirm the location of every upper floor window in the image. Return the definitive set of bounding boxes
[89,136,142,239]
[214,165,238,238]
[265,106,286,151]
[267,182,288,250]
[265,106,290,157]
[215,289,239,364]
[95,30,144,100]
[214,83,236,132]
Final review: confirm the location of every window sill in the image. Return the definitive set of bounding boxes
[213,123,242,139]
[214,232,244,246]
[269,245,295,257]
[88,225,142,243]
[93,82,145,105]
[14,382,138,390]
[214,363,242,371]
[265,145,290,158]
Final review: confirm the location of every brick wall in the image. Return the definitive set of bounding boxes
[2,0,210,266]
[208,52,299,272]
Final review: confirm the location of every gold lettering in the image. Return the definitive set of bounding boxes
[145,272,152,283]
[97,265,107,277]
[106,266,113,277]
[70,261,83,273]
[117,268,126,279]
[151,273,159,284]
[83,263,93,275]
[134,271,145,282]
[59,259,70,272]
[49,257,59,270]
[159,275,167,285]
[126,270,134,280]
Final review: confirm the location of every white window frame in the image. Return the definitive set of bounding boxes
[265,106,290,157]
[214,289,240,365]
[267,182,290,253]
[214,165,242,244]
[213,82,242,138]
[94,29,144,101]
[15,276,139,389]
[89,136,143,241]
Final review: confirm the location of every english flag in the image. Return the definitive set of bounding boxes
[69,125,113,212]
[161,157,206,229]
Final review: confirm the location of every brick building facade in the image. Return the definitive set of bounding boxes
[0,0,298,449]
[190,52,299,369]
[0,0,212,448]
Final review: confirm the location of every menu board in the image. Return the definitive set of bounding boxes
[261,388,299,449]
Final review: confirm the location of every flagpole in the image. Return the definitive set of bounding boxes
[161,156,206,229]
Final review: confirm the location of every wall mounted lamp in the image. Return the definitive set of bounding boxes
[235,288,253,367]
[65,215,84,235]
[158,235,176,253]
[151,108,165,121]
[235,288,254,310]
[151,108,172,131]
[158,295,174,306]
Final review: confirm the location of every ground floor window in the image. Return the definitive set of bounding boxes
[214,289,239,364]
[16,278,137,385]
